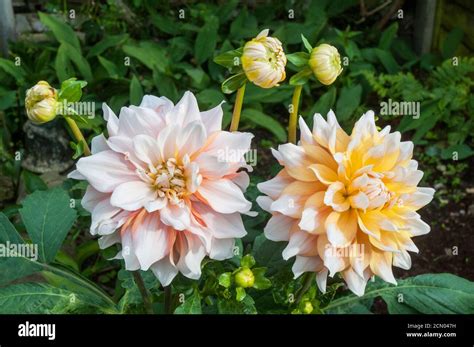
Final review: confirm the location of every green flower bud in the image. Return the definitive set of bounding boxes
[234,267,255,288]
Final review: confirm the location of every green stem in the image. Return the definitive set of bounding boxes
[229,83,246,132]
[132,271,154,314]
[288,84,303,144]
[295,272,315,304]
[164,285,172,314]
[64,116,91,156]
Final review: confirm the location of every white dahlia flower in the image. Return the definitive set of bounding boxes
[69,91,255,285]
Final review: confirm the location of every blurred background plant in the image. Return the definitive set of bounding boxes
[0,0,473,314]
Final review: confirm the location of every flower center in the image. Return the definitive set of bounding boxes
[265,46,285,70]
[148,158,187,205]
[360,175,393,209]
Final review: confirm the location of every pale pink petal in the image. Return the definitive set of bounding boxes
[133,215,169,270]
[264,214,293,241]
[120,231,141,271]
[194,152,231,179]
[98,232,120,249]
[133,134,162,166]
[192,202,246,239]
[157,124,179,160]
[228,171,250,191]
[177,121,207,157]
[282,230,317,260]
[91,133,109,154]
[167,91,201,127]
[102,103,119,136]
[316,268,329,293]
[209,237,235,260]
[110,181,156,211]
[151,257,179,286]
[200,101,224,134]
[198,178,252,214]
[160,204,191,231]
[256,196,273,212]
[292,255,323,278]
[76,150,137,192]
[257,170,292,199]
[176,232,206,279]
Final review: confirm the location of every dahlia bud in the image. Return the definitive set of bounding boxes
[25,81,58,124]
[308,44,343,85]
[234,267,255,288]
[241,29,287,88]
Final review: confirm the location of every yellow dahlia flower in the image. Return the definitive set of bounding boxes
[241,29,287,88]
[309,44,343,85]
[25,81,58,124]
[257,110,435,296]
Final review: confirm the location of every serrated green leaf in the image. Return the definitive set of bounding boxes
[0,283,100,314]
[174,290,202,314]
[236,287,247,302]
[323,274,474,314]
[219,272,232,288]
[218,294,257,314]
[19,188,77,263]
[0,213,42,285]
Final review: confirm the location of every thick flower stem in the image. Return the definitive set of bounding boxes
[133,271,154,314]
[164,285,172,314]
[295,272,315,304]
[64,116,91,156]
[288,85,303,144]
[229,83,246,132]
